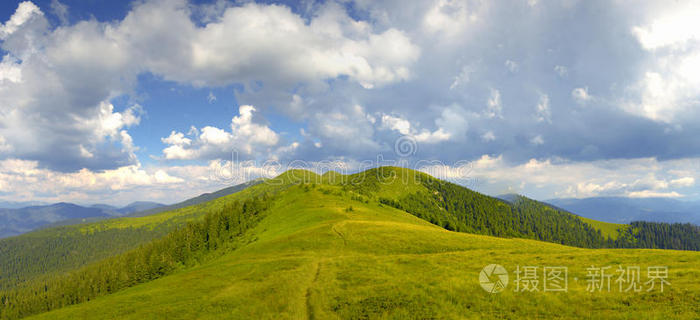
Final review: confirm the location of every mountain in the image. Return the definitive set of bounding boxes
[0,200,49,209]
[0,203,114,238]
[127,179,264,217]
[0,181,260,239]
[547,197,700,224]
[0,202,157,239]
[117,201,165,214]
[89,204,119,211]
[1,168,699,319]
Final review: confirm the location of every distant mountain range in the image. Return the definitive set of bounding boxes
[127,179,264,217]
[547,197,700,225]
[0,201,165,239]
[0,201,50,209]
[0,180,264,239]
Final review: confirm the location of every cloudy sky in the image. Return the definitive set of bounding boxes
[1,0,700,205]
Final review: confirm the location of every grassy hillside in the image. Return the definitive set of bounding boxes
[579,216,627,240]
[2,167,699,319]
[26,177,700,319]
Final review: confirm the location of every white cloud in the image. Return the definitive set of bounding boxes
[381,114,412,135]
[413,128,451,143]
[380,111,453,144]
[0,135,12,152]
[0,54,22,83]
[50,0,68,25]
[207,91,216,104]
[572,87,592,104]
[554,65,568,77]
[485,88,503,119]
[423,0,479,38]
[142,1,421,89]
[162,105,281,160]
[0,1,42,40]
[482,131,496,141]
[631,2,700,50]
[530,135,544,145]
[671,176,695,187]
[0,0,420,172]
[505,59,519,73]
[162,131,191,146]
[626,2,700,123]
[627,190,681,198]
[449,64,473,90]
[535,94,551,123]
[0,159,180,202]
[433,156,700,199]
[79,145,94,159]
[0,157,277,205]
[232,105,279,147]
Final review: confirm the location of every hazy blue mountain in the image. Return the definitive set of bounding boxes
[0,202,164,239]
[128,179,264,217]
[547,197,700,224]
[0,180,260,238]
[117,201,165,214]
[0,203,113,238]
[0,201,49,209]
[90,204,120,213]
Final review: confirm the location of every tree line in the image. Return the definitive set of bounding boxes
[380,177,700,251]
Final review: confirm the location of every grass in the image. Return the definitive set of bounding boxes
[29,182,700,319]
[578,216,629,240]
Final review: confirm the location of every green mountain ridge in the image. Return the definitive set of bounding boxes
[1,167,699,319]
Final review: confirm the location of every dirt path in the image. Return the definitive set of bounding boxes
[305,261,322,320]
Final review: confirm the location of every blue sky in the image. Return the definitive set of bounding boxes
[1,0,700,205]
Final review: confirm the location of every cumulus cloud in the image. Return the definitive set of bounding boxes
[380,112,452,144]
[572,87,592,104]
[482,131,496,142]
[0,0,420,172]
[132,0,420,89]
[625,1,700,123]
[428,155,700,199]
[505,59,519,73]
[449,64,474,90]
[0,2,140,171]
[0,157,282,205]
[5,0,700,204]
[485,89,503,119]
[162,105,281,160]
[554,65,568,77]
[0,1,43,40]
[530,135,544,146]
[535,94,551,123]
[0,158,180,203]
